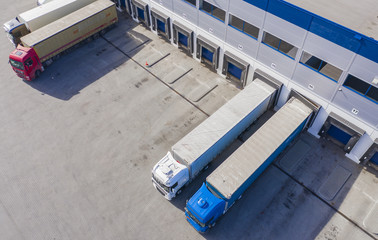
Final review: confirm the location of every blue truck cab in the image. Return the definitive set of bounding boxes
[185,183,225,232]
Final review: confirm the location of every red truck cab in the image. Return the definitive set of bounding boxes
[9,45,43,81]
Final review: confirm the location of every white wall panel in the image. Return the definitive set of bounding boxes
[225,26,259,58]
[151,0,173,10]
[173,1,198,25]
[348,55,378,84]
[198,11,226,40]
[257,44,296,78]
[228,1,265,28]
[333,87,378,128]
[204,0,228,10]
[292,64,338,100]
[263,13,307,48]
[303,33,354,70]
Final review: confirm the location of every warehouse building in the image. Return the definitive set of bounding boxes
[112,0,378,165]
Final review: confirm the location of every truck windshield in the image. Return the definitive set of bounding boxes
[9,59,24,70]
[185,207,206,228]
[152,173,169,192]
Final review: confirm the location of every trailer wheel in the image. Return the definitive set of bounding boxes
[204,163,211,171]
[100,29,106,36]
[86,36,93,43]
[93,33,100,40]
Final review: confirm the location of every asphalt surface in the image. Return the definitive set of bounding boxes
[0,2,377,239]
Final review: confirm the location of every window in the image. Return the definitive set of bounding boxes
[229,14,259,39]
[200,1,225,22]
[25,58,33,67]
[343,74,378,103]
[9,59,24,70]
[300,51,343,81]
[184,0,196,6]
[262,32,298,59]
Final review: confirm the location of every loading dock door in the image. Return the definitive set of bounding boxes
[173,21,193,55]
[131,0,150,26]
[319,112,365,153]
[157,19,165,32]
[371,152,378,165]
[227,62,242,80]
[201,47,214,62]
[327,125,352,145]
[151,8,171,40]
[222,51,250,88]
[137,7,145,20]
[178,32,188,47]
[196,35,219,71]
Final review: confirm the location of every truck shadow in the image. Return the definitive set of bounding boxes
[172,128,373,239]
[24,14,151,101]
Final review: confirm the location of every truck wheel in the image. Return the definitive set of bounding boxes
[210,222,216,228]
[177,189,182,195]
[35,70,41,79]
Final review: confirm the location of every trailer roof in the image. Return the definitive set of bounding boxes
[21,0,114,47]
[19,0,83,24]
[172,79,276,166]
[207,97,313,200]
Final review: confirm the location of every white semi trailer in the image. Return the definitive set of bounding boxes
[151,78,281,200]
[3,0,96,46]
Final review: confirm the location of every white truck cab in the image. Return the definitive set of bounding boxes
[151,152,189,200]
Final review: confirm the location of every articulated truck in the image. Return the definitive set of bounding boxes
[8,0,118,81]
[152,78,281,200]
[185,95,317,232]
[3,0,96,46]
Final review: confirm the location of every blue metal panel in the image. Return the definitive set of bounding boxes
[243,0,269,10]
[178,32,188,47]
[157,18,165,32]
[359,38,378,64]
[267,0,312,30]
[309,17,361,53]
[370,152,378,165]
[327,125,352,145]
[137,7,144,20]
[227,118,307,207]
[201,47,214,62]
[228,62,243,79]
